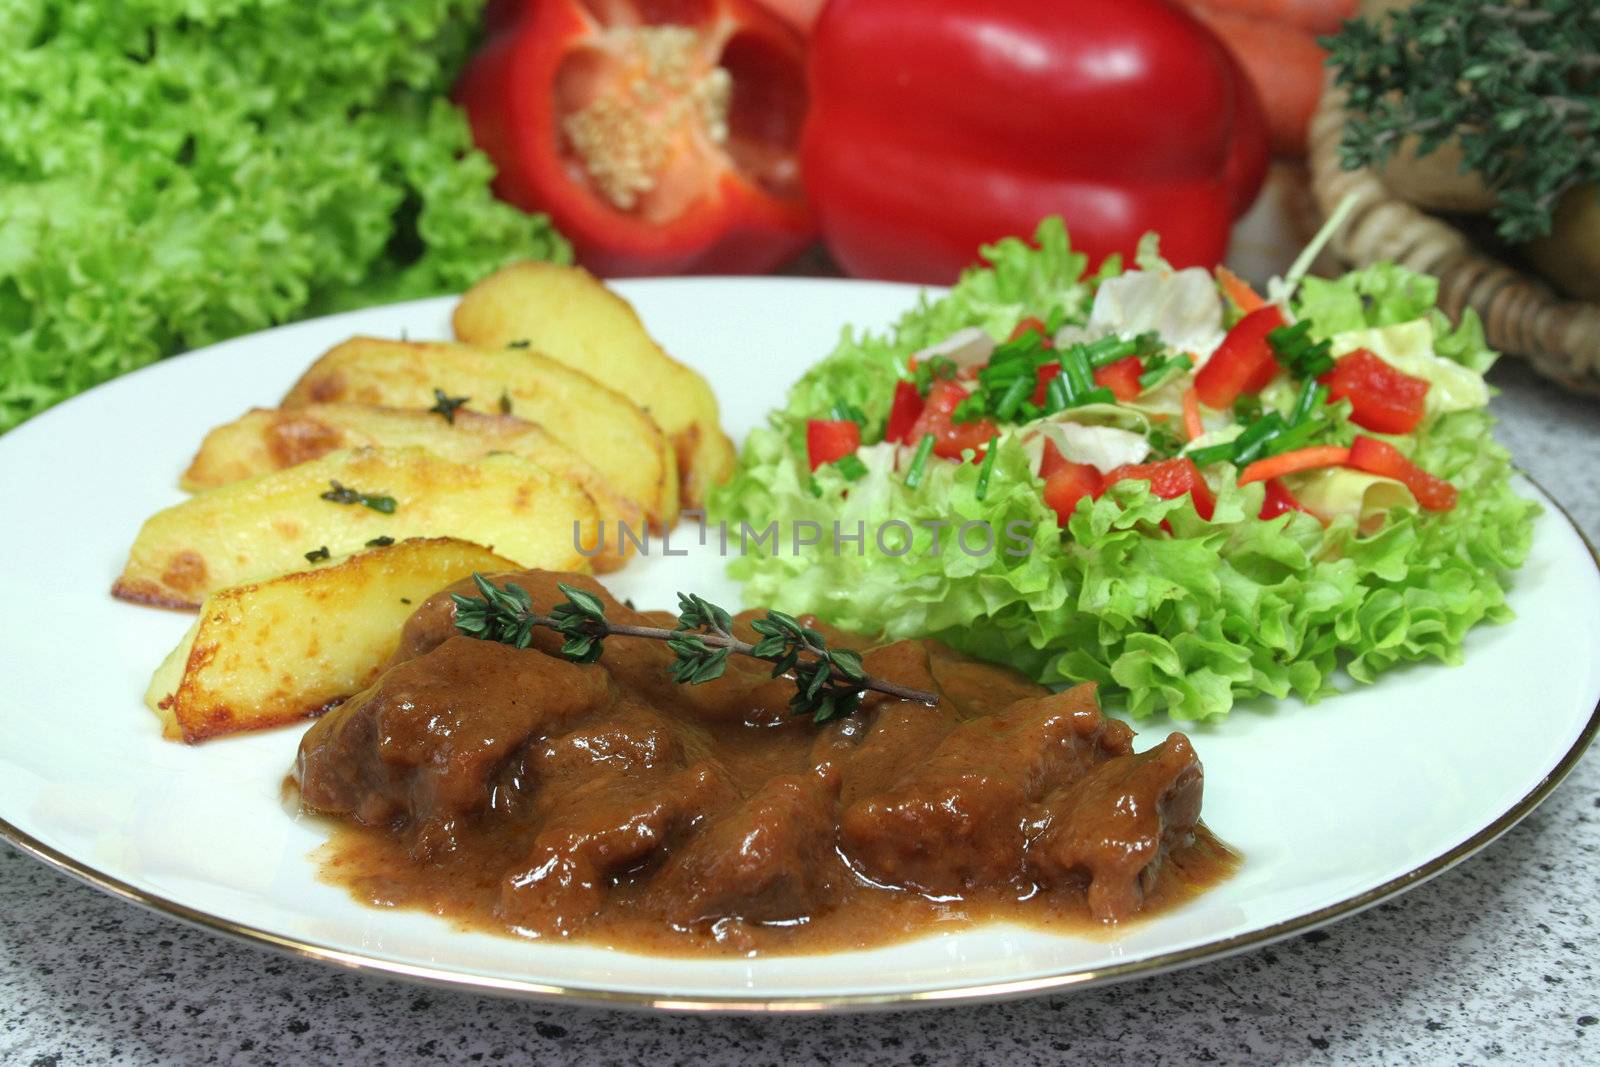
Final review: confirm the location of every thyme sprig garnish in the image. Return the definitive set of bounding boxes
[428,388,470,424]
[450,574,938,723]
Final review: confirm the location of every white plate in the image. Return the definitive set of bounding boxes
[1,279,1596,1013]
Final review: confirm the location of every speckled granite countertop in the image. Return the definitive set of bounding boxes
[2,359,1596,1067]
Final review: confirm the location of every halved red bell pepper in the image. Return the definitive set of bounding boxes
[806,419,860,470]
[802,0,1269,282]
[906,380,997,460]
[457,0,814,276]
[885,380,925,443]
[1105,458,1216,520]
[1193,305,1286,409]
[1346,436,1457,512]
[1320,348,1430,435]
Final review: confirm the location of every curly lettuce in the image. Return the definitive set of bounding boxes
[711,221,1540,722]
[0,1,568,432]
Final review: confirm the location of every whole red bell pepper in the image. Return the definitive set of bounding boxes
[802,0,1269,283]
[457,0,815,276]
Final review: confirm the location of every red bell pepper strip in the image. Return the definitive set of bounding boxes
[1320,348,1430,435]
[1042,453,1105,525]
[806,419,861,471]
[1032,362,1063,407]
[906,380,997,460]
[1258,478,1304,519]
[1105,458,1217,520]
[802,0,1269,283]
[885,380,925,443]
[456,0,814,277]
[1094,355,1145,403]
[1346,436,1458,511]
[1193,305,1286,408]
[1237,444,1350,485]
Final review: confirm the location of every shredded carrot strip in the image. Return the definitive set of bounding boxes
[1238,445,1351,485]
[1217,266,1266,314]
[1182,386,1205,442]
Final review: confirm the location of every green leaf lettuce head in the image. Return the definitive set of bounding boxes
[0,1,569,432]
[710,220,1540,722]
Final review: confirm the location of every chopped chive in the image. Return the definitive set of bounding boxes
[1071,386,1117,408]
[1233,394,1265,424]
[833,453,869,481]
[952,392,989,424]
[904,435,936,489]
[1084,335,1137,367]
[1291,381,1329,425]
[1187,442,1236,466]
[974,441,999,500]
[1060,348,1094,396]
[994,374,1032,421]
[1044,373,1070,415]
[1015,400,1042,422]
[1138,353,1193,392]
[1045,305,1067,334]
[830,401,868,426]
[1231,414,1287,466]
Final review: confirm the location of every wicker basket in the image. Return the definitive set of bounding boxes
[1308,77,1600,396]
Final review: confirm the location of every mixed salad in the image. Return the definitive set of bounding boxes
[711,219,1541,721]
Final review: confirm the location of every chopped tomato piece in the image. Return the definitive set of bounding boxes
[1105,457,1216,520]
[1009,316,1053,343]
[1320,348,1430,435]
[906,379,997,460]
[1093,355,1144,402]
[1258,478,1303,519]
[1032,361,1063,406]
[1042,460,1103,525]
[885,380,924,443]
[1193,305,1286,408]
[806,419,860,471]
[1346,435,1457,511]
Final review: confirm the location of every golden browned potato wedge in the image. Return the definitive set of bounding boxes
[114,446,597,609]
[451,261,736,508]
[282,337,679,529]
[146,538,517,743]
[179,403,639,570]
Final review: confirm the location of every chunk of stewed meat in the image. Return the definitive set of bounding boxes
[1030,733,1204,921]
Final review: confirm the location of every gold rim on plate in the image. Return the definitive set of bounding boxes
[2,475,1596,1014]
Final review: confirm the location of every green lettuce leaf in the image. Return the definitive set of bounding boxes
[712,225,1540,722]
[0,1,569,432]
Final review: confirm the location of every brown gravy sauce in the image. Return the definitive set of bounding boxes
[296,571,1236,957]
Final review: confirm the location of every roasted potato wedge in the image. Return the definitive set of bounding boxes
[146,538,516,742]
[282,337,678,529]
[452,261,736,508]
[114,446,598,609]
[180,403,639,570]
